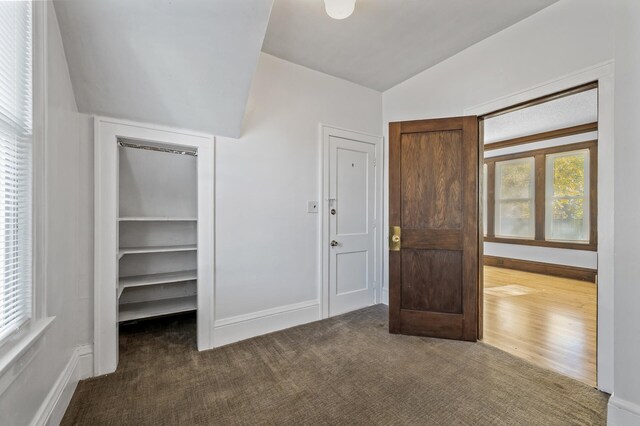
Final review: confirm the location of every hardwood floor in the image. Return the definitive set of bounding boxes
[483,266,597,387]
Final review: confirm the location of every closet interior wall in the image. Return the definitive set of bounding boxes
[117,141,198,322]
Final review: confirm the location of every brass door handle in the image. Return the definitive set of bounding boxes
[330,240,339,247]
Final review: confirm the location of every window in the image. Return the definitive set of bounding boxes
[483,141,596,250]
[546,150,590,242]
[494,158,535,239]
[482,83,598,251]
[0,1,33,342]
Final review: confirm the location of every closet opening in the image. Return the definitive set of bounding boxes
[117,137,198,337]
[95,118,214,375]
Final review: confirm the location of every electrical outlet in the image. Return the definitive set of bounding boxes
[307,201,318,213]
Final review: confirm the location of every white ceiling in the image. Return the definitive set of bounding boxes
[53,0,273,137]
[262,0,560,91]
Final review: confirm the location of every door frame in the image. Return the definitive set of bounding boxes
[94,116,215,376]
[463,61,614,393]
[320,124,383,319]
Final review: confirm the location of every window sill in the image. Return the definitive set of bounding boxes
[0,317,55,385]
[483,236,597,251]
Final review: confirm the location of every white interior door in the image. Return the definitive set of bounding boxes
[328,135,376,316]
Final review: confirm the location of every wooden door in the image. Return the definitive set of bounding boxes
[389,117,480,341]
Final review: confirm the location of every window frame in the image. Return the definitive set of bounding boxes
[484,140,598,251]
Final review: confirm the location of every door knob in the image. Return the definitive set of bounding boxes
[330,240,339,247]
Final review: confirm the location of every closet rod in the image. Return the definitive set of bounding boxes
[117,139,198,156]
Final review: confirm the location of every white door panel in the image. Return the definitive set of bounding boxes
[336,148,368,235]
[329,136,376,316]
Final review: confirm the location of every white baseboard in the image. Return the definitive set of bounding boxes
[608,395,640,426]
[381,288,389,305]
[213,300,320,347]
[30,344,93,426]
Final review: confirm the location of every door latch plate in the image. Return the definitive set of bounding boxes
[389,226,401,251]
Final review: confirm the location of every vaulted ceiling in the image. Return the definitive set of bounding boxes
[54,0,559,137]
[263,0,559,91]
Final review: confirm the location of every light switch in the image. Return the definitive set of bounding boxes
[307,201,318,213]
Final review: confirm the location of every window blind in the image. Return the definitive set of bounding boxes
[0,1,33,342]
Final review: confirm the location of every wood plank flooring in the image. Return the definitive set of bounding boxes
[483,266,597,387]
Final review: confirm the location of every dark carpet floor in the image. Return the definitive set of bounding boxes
[62,305,608,425]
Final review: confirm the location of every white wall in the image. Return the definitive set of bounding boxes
[609,0,640,424]
[380,0,640,422]
[6,0,635,422]
[381,0,615,392]
[215,53,382,322]
[382,0,613,271]
[0,3,92,425]
[381,0,613,293]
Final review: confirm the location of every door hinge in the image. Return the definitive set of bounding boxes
[374,157,377,167]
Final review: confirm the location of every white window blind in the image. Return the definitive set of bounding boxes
[0,1,33,342]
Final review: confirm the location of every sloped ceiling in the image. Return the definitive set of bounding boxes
[54,0,561,137]
[53,0,273,137]
[263,0,559,91]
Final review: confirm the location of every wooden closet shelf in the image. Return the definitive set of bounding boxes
[118,244,197,259]
[117,270,197,298]
[119,296,197,322]
[119,217,197,222]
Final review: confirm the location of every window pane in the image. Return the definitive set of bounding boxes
[550,198,587,241]
[499,161,533,199]
[495,158,534,238]
[552,154,585,197]
[498,200,534,238]
[546,150,590,242]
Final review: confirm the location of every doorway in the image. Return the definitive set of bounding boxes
[94,117,215,376]
[478,82,600,387]
[386,63,614,392]
[321,125,383,318]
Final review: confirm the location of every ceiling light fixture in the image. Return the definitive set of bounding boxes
[324,0,356,20]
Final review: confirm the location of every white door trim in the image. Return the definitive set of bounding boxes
[94,116,215,376]
[464,60,615,393]
[320,124,383,319]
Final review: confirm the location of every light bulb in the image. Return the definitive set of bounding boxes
[324,0,356,20]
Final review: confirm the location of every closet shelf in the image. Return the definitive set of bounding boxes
[119,217,197,222]
[118,244,197,259]
[118,270,197,298]
[118,296,197,322]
